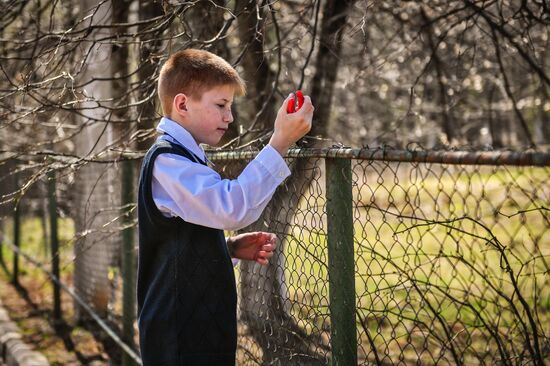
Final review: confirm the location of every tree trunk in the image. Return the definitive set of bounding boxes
[231,0,278,147]
[239,1,356,364]
[186,0,231,57]
[487,83,503,148]
[420,8,458,145]
[73,0,119,319]
[136,0,165,153]
[111,1,136,364]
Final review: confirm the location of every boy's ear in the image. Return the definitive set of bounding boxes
[173,93,188,116]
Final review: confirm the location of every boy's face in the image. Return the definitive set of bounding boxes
[184,84,235,146]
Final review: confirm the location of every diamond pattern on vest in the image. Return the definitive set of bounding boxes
[176,227,236,353]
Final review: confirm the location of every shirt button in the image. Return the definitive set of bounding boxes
[278,171,285,178]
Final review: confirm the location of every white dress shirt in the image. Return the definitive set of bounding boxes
[152,117,291,231]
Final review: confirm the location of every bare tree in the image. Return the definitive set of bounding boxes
[73,0,120,318]
[237,1,357,364]
[0,0,548,363]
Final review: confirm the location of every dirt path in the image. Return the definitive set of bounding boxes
[0,268,111,365]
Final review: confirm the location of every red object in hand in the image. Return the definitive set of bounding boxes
[287,90,305,113]
[287,96,295,114]
[296,90,304,109]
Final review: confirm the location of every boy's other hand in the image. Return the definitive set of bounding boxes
[269,93,314,156]
[227,232,277,265]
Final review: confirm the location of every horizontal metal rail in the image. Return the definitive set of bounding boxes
[206,147,550,167]
[2,147,549,167]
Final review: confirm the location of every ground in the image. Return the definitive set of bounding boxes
[0,266,113,365]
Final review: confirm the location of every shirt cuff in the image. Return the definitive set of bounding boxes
[255,145,291,181]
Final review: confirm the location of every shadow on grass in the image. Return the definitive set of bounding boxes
[0,263,109,365]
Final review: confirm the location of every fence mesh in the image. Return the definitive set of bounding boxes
[351,160,549,365]
[209,150,549,365]
[0,148,548,365]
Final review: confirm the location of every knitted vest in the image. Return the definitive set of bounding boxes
[137,139,237,365]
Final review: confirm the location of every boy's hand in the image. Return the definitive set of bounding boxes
[269,93,314,156]
[227,232,277,265]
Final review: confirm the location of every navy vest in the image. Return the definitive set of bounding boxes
[137,139,237,365]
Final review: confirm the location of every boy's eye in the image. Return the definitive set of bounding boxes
[217,104,225,108]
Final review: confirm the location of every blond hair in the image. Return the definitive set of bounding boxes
[158,49,246,115]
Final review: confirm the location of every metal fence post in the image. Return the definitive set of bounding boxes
[326,157,357,365]
[47,167,62,321]
[121,159,136,366]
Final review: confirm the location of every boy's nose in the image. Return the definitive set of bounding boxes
[224,110,234,123]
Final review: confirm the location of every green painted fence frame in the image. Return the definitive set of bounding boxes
[326,157,357,365]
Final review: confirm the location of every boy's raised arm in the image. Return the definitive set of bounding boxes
[152,95,315,231]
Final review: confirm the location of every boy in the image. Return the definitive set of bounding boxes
[137,48,314,365]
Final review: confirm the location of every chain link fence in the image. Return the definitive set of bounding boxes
[0,147,548,365]
[210,148,550,365]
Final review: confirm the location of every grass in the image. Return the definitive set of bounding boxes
[0,216,75,280]
[281,163,549,364]
[0,216,112,365]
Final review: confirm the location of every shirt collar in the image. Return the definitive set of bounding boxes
[156,117,206,162]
